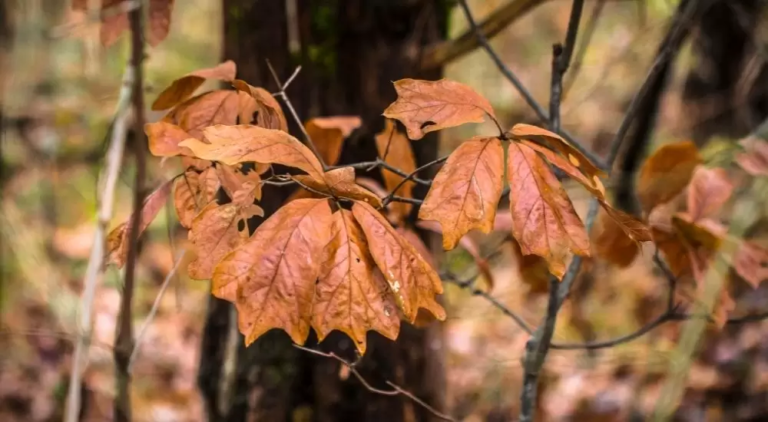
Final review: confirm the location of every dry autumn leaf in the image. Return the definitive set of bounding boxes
[152,61,237,110]
[100,0,129,47]
[215,164,262,201]
[383,79,495,140]
[419,136,503,250]
[147,0,174,47]
[637,141,701,213]
[352,201,446,323]
[163,90,251,139]
[733,242,768,288]
[187,202,245,280]
[106,180,173,267]
[305,116,362,165]
[232,80,289,131]
[312,210,400,353]
[375,120,417,222]
[687,166,733,221]
[173,168,220,228]
[145,121,194,157]
[293,167,383,208]
[594,209,641,268]
[212,198,334,345]
[180,124,325,182]
[507,142,590,279]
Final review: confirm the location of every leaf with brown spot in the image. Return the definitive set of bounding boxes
[106,180,173,267]
[187,202,245,280]
[419,136,503,250]
[312,210,400,353]
[305,116,362,165]
[383,79,495,140]
[145,121,195,158]
[173,168,220,228]
[147,0,174,47]
[152,61,237,110]
[687,166,733,221]
[736,137,768,176]
[293,167,383,208]
[733,242,768,288]
[180,125,325,182]
[637,141,701,213]
[375,120,417,222]
[232,80,288,131]
[212,198,333,345]
[352,201,445,323]
[507,142,590,279]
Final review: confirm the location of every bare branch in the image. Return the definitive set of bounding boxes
[381,155,449,207]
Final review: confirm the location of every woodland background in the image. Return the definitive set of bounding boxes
[2,0,768,421]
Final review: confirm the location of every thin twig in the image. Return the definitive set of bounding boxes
[381,155,449,207]
[328,159,432,186]
[64,64,134,422]
[127,251,186,371]
[294,345,457,422]
[114,5,146,421]
[562,0,606,99]
[388,196,423,206]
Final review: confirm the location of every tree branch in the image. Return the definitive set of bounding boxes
[381,155,449,207]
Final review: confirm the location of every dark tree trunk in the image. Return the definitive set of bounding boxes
[198,1,449,421]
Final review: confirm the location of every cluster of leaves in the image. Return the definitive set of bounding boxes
[72,0,175,47]
[106,67,656,353]
[596,139,768,326]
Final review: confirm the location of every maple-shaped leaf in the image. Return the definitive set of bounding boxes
[152,61,237,110]
[419,136,503,250]
[173,168,220,228]
[507,142,590,279]
[188,202,247,280]
[212,198,333,345]
[180,125,325,182]
[687,166,733,221]
[293,167,383,208]
[637,141,701,213]
[147,0,174,47]
[232,80,288,131]
[736,136,768,176]
[352,201,446,323]
[145,121,195,158]
[312,210,400,353]
[383,79,495,140]
[106,181,173,267]
[375,120,417,222]
[305,116,362,165]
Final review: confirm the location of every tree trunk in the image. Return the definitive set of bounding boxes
[197,1,449,421]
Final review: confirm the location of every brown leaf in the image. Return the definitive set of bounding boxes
[305,116,362,165]
[147,0,174,47]
[511,240,550,294]
[173,168,220,228]
[352,201,445,323]
[152,61,237,110]
[383,79,495,140]
[376,120,417,222]
[507,142,590,279]
[216,164,262,201]
[733,241,768,288]
[687,166,733,221]
[649,203,692,277]
[637,141,701,213]
[232,80,288,131]
[145,121,195,157]
[164,90,241,139]
[594,207,641,268]
[312,210,400,353]
[522,140,605,200]
[187,203,245,280]
[419,136,503,250]
[106,181,173,267]
[736,137,768,176]
[510,123,607,180]
[293,167,383,208]
[396,227,436,270]
[180,124,325,182]
[213,198,333,345]
[100,0,129,46]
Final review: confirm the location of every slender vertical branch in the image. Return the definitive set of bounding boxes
[114,5,146,422]
[519,1,584,420]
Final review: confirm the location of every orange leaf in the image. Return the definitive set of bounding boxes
[396,227,436,270]
[147,0,174,47]
[215,164,262,201]
[736,137,768,176]
[375,120,417,222]
[164,90,241,139]
[593,205,646,268]
[687,166,733,221]
[173,168,220,228]
[106,181,173,267]
[152,61,237,110]
[522,140,605,199]
[507,142,590,279]
[733,241,768,288]
[187,202,246,280]
[180,124,325,182]
[419,136,503,250]
[383,79,495,140]
[352,201,445,323]
[510,123,607,180]
[212,198,334,345]
[312,210,400,353]
[232,80,288,131]
[637,141,701,213]
[649,203,692,277]
[145,121,195,157]
[305,116,362,165]
[100,0,129,46]
[293,167,382,208]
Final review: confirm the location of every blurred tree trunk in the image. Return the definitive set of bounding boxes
[198,1,449,421]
